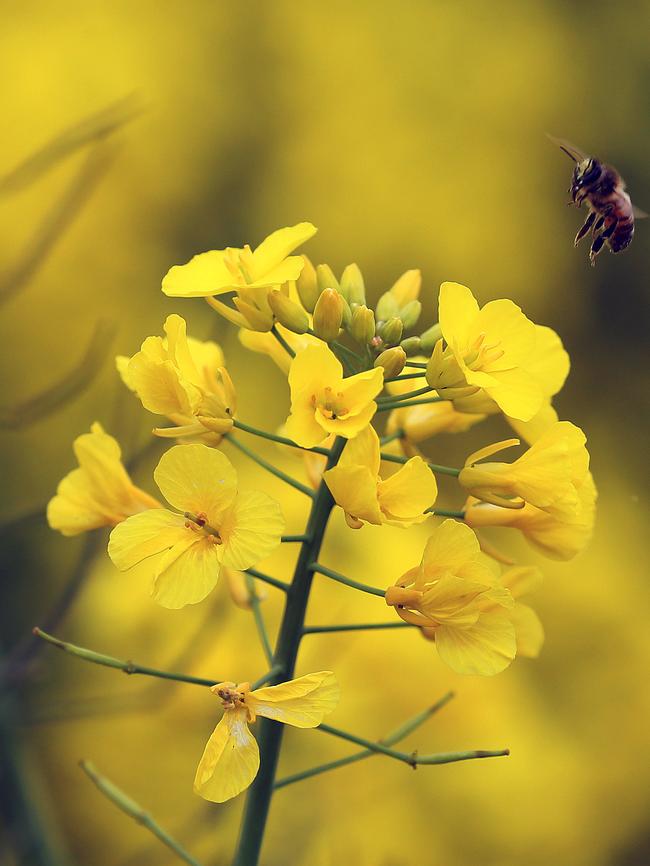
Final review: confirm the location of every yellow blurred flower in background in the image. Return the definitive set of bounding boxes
[323,425,437,527]
[194,672,339,803]
[285,343,384,447]
[108,443,284,608]
[47,423,160,535]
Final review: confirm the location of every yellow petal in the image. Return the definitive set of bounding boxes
[323,465,383,525]
[529,325,570,398]
[339,425,381,475]
[377,457,437,523]
[108,509,188,570]
[252,222,317,277]
[289,343,342,397]
[248,256,305,288]
[162,250,239,297]
[315,400,378,439]
[248,671,339,728]
[511,602,544,657]
[153,444,238,519]
[418,574,486,627]
[164,314,199,382]
[435,611,516,675]
[127,355,200,417]
[337,367,384,413]
[474,299,537,368]
[420,519,481,577]
[507,401,559,445]
[285,405,330,448]
[194,709,260,803]
[220,490,284,570]
[485,366,543,422]
[152,536,222,608]
[439,282,480,350]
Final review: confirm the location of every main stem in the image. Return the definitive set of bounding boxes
[232,437,345,866]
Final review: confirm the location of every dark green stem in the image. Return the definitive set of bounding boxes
[232,437,346,866]
[232,419,331,456]
[271,325,296,358]
[380,450,461,477]
[309,562,386,598]
[377,385,432,403]
[302,621,411,635]
[226,435,314,498]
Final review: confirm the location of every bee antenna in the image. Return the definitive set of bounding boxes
[559,145,577,163]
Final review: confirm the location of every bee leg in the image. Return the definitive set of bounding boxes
[591,216,605,235]
[589,219,618,265]
[575,211,597,245]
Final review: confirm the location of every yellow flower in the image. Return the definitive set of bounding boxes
[385,520,516,675]
[323,426,437,528]
[161,222,317,298]
[194,672,339,803]
[464,470,597,561]
[285,344,384,447]
[499,566,544,658]
[108,444,284,608]
[427,282,570,421]
[458,421,590,516]
[385,360,485,453]
[117,314,235,441]
[47,423,161,536]
[239,325,319,375]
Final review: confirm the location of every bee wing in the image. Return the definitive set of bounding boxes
[632,205,648,219]
[546,134,589,163]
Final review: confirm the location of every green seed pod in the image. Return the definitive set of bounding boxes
[268,290,310,334]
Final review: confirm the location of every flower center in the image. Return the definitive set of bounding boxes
[311,386,349,420]
[212,681,250,710]
[223,245,255,285]
[463,332,505,372]
[184,511,223,543]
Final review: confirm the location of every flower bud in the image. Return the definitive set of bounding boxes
[296,255,319,313]
[339,293,352,328]
[399,299,422,331]
[390,269,421,307]
[233,297,274,331]
[268,290,309,334]
[316,263,340,294]
[419,323,442,354]
[400,336,422,355]
[340,263,366,306]
[351,305,376,344]
[312,288,343,342]
[374,346,406,378]
[375,291,400,322]
[378,317,403,346]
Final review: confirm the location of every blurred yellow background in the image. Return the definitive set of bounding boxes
[1,2,648,865]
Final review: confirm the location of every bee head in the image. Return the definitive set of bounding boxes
[573,158,600,188]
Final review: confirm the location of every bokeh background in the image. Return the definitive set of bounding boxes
[1,2,648,865]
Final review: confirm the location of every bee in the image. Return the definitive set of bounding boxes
[549,135,646,265]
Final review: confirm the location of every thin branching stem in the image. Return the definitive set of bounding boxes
[245,575,275,666]
[270,325,296,358]
[309,563,386,598]
[232,419,331,456]
[383,371,426,383]
[377,385,433,404]
[376,396,445,412]
[80,760,204,866]
[281,534,309,543]
[302,622,412,635]
[428,507,466,519]
[226,435,315,498]
[403,361,428,369]
[379,429,403,445]
[250,665,284,690]
[380,450,460,477]
[245,568,290,592]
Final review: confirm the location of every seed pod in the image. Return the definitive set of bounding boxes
[374,347,407,378]
[268,290,310,334]
[312,288,343,342]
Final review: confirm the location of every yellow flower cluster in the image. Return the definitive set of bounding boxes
[45,222,595,809]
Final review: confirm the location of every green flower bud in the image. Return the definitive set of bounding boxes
[375,291,400,322]
[340,263,366,306]
[351,305,376,345]
[420,323,443,354]
[233,297,274,332]
[268,290,309,334]
[400,336,422,356]
[399,299,422,331]
[316,264,340,294]
[313,288,343,342]
[374,347,407,378]
[296,255,319,313]
[378,316,403,346]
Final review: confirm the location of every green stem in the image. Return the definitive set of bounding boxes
[317,723,509,767]
[274,692,454,789]
[380,450,461,477]
[245,575,274,666]
[232,437,346,866]
[251,665,284,690]
[245,568,290,592]
[309,563,386,598]
[80,761,204,866]
[377,385,433,403]
[302,622,411,635]
[429,508,466,519]
[281,534,309,543]
[379,429,403,445]
[232,419,331,456]
[226,435,315,498]
[32,628,217,687]
[376,396,445,412]
[271,325,296,358]
[404,361,428,369]
[383,372,426,383]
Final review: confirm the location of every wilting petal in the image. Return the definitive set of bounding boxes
[108,509,188,571]
[152,536,222,609]
[435,611,516,676]
[194,709,260,803]
[153,444,237,518]
[220,490,284,570]
[248,672,339,728]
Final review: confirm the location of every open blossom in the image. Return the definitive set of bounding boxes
[162,222,316,298]
[426,282,569,422]
[108,444,284,609]
[285,344,384,447]
[385,520,516,675]
[47,423,160,536]
[195,672,339,803]
[459,421,590,516]
[465,470,597,560]
[117,314,236,440]
[323,426,437,528]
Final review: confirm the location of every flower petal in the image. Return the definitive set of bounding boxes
[435,611,516,675]
[153,444,237,518]
[289,344,342,397]
[248,671,339,728]
[152,536,221,608]
[285,405,329,448]
[252,223,317,277]
[337,367,384,413]
[220,490,284,570]
[529,325,570,398]
[511,602,544,658]
[377,457,437,522]
[439,282,480,350]
[339,425,381,475]
[194,709,260,803]
[162,250,239,298]
[323,465,383,525]
[485,366,543,422]
[420,519,481,577]
[108,509,188,571]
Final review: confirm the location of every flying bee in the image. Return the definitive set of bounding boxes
[549,135,646,265]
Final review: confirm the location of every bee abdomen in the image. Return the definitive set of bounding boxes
[609,220,634,253]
